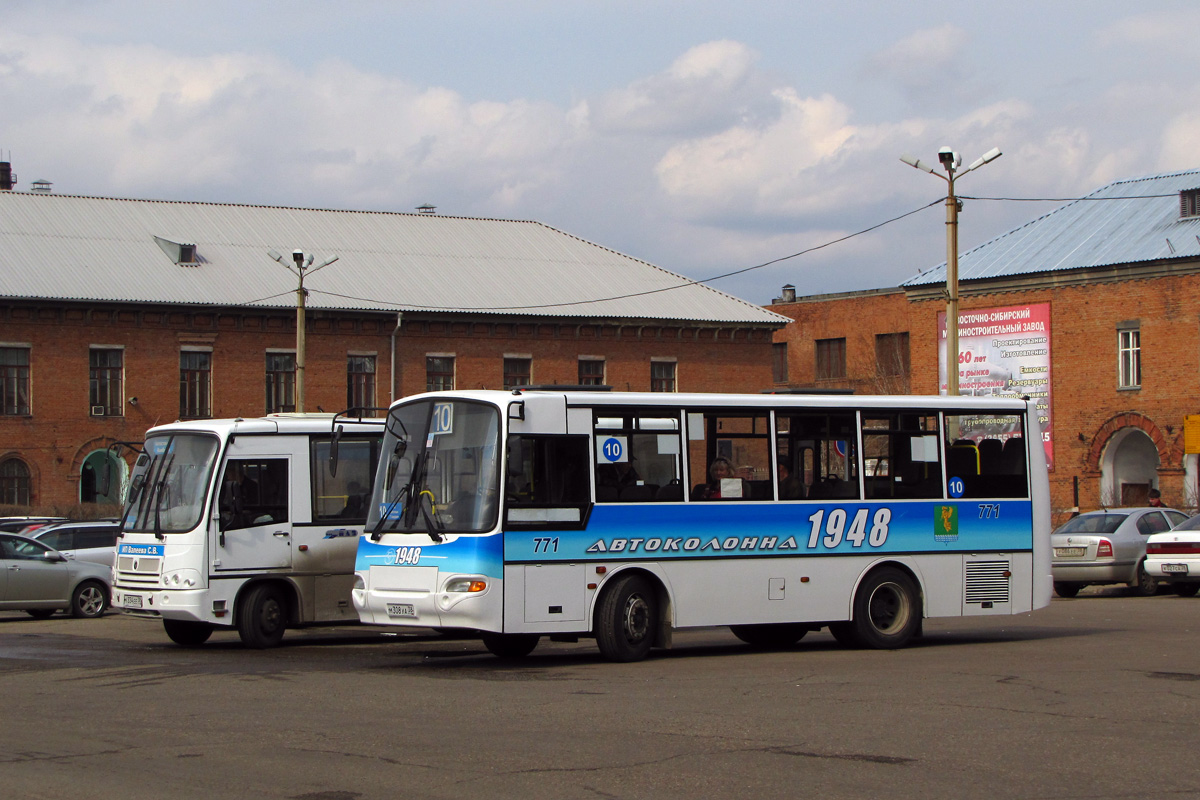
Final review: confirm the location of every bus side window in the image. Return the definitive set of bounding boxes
[506,436,590,506]
[943,413,1029,499]
[219,459,289,530]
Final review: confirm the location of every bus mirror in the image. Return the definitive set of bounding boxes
[329,425,343,477]
[508,401,525,421]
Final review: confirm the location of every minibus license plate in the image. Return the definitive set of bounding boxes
[1055,547,1085,558]
[123,595,143,609]
[1162,563,1189,574]
[387,603,416,618]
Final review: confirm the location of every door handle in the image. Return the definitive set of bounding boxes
[272,531,290,538]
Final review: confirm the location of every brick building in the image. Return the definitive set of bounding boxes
[0,189,784,510]
[769,169,1200,522]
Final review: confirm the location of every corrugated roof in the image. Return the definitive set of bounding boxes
[903,168,1200,287]
[0,191,785,326]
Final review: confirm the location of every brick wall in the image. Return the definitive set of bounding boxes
[769,268,1200,524]
[0,303,776,508]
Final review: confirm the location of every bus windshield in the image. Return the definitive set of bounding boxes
[368,399,501,536]
[123,433,220,534]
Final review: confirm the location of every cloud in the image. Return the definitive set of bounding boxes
[864,24,969,97]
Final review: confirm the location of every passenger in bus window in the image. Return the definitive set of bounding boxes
[693,457,743,500]
[778,463,804,500]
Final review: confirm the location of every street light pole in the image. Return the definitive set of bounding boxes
[268,249,339,413]
[900,146,1001,395]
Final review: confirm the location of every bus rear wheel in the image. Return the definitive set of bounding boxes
[164,619,214,647]
[837,567,920,650]
[730,623,808,649]
[481,633,540,659]
[237,584,288,649]
[595,573,657,662]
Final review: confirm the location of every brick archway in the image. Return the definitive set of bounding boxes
[1085,412,1181,473]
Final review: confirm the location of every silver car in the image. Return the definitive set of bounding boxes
[1051,507,1189,597]
[0,533,111,618]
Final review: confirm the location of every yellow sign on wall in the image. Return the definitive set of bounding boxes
[1185,415,1200,454]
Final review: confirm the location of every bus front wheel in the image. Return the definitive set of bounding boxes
[237,584,288,649]
[164,619,214,647]
[595,573,657,662]
[835,567,920,650]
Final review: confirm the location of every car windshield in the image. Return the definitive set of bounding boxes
[123,433,220,534]
[367,399,501,536]
[1055,513,1128,534]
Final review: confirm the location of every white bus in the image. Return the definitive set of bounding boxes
[354,390,1051,661]
[112,412,382,647]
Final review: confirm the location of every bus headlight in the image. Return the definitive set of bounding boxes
[444,578,487,593]
[163,569,201,588]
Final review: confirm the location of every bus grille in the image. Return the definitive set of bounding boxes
[117,555,162,576]
[964,560,1010,604]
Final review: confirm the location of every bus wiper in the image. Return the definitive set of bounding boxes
[369,448,422,541]
[416,490,445,544]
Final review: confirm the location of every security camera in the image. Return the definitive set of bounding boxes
[938,147,958,168]
[292,249,305,267]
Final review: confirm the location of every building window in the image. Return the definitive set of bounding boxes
[89,348,123,416]
[347,355,376,412]
[180,351,212,419]
[875,332,911,377]
[0,347,30,416]
[1118,327,1141,389]
[0,457,31,505]
[426,356,455,392]
[266,353,296,413]
[1181,189,1200,218]
[772,343,788,384]
[579,358,605,386]
[650,361,676,392]
[815,338,847,381]
[503,357,531,390]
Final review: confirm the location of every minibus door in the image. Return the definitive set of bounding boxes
[213,453,293,571]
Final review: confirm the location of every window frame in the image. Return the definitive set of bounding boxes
[1117,325,1141,389]
[0,345,31,416]
[815,338,847,381]
[180,350,212,419]
[265,352,297,414]
[89,346,124,417]
[347,354,376,413]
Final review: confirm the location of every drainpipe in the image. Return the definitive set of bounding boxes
[390,312,403,402]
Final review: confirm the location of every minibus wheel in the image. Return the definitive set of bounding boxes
[730,623,808,649]
[481,633,539,659]
[237,584,288,648]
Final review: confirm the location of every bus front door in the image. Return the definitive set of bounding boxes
[213,456,293,571]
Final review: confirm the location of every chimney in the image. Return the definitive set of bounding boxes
[0,162,12,191]
[30,179,52,193]
[776,284,796,303]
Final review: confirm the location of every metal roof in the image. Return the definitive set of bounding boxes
[904,168,1200,287]
[0,191,784,326]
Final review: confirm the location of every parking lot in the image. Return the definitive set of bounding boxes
[2,587,1198,800]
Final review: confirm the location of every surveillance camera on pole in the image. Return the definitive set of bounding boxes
[266,248,340,413]
[900,145,1002,396]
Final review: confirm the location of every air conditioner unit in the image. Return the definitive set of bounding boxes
[91,405,105,416]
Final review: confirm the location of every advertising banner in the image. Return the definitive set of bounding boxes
[938,303,1052,468]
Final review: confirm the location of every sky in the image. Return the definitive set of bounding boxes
[3,1,1199,307]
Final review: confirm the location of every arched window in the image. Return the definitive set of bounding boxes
[0,458,31,505]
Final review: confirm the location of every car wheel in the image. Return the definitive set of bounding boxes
[730,623,809,649]
[1054,582,1083,599]
[1129,561,1158,597]
[845,567,920,650]
[70,580,109,618]
[1172,583,1200,598]
[595,573,657,662]
[163,619,214,646]
[481,633,540,659]
[237,584,288,648]
[25,609,57,619]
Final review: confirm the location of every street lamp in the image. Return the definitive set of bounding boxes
[267,249,339,412]
[900,146,1001,395]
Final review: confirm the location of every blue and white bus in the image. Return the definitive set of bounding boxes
[354,389,1051,661]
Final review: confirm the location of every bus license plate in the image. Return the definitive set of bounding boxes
[123,594,143,609]
[1162,563,1189,574]
[387,603,416,618]
[1055,547,1085,558]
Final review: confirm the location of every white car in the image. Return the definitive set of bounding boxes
[1144,513,1200,596]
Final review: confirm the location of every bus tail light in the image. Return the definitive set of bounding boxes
[1096,539,1114,558]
